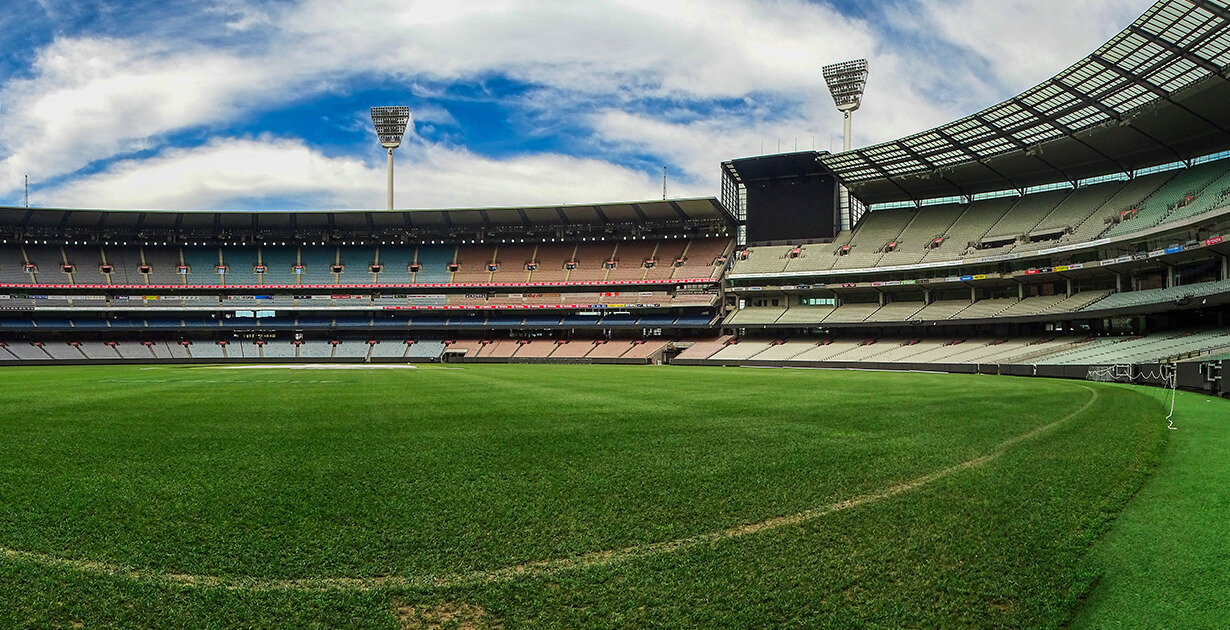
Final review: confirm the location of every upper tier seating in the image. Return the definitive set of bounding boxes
[219,247,260,285]
[829,208,915,271]
[974,190,1070,251]
[1159,168,1230,226]
[259,247,301,285]
[337,246,379,285]
[920,197,1017,262]
[733,245,792,275]
[1104,161,1227,238]
[1,239,732,290]
[23,246,68,284]
[604,241,658,282]
[488,244,537,284]
[182,247,225,285]
[0,248,33,284]
[297,246,338,285]
[452,245,495,284]
[142,247,185,285]
[375,246,416,284]
[567,243,619,284]
[674,238,731,280]
[873,203,965,268]
[413,246,455,284]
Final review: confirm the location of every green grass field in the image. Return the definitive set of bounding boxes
[0,364,1222,628]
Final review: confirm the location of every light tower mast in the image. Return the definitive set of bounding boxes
[822,59,869,230]
[370,106,412,210]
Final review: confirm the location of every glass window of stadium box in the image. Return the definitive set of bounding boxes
[1175,260,1221,285]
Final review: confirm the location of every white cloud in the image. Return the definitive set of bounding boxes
[914,0,1155,91]
[0,0,1157,209]
[44,136,665,210]
[0,36,291,194]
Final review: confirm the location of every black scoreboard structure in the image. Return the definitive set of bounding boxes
[721,151,842,246]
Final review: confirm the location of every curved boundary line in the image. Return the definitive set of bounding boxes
[0,386,1101,593]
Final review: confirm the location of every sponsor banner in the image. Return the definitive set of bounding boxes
[0,279,719,291]
[1054,266,1069,272]
[1025,269,1039,275]
[972,274,987,280]
[1068,263,1085,271]
[1100,258,1116,266]
[1148,249,1165,258]
[901,280,916,285]
[959,276,973,282]
[1116,255,1133,264]
[1206,236,1224,246]
[1165,246,1183,254]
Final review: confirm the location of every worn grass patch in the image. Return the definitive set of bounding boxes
[0,364,1173,628]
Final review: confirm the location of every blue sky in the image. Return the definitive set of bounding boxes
[0,0,1152,211]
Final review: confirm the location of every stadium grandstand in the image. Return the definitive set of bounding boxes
[0,0,1227,394]
[0,199,733,365]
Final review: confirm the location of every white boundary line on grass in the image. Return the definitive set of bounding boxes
[0,385,1100,593]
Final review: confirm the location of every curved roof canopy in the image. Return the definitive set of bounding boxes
[0,198,734,241]
[823,0,1230,205]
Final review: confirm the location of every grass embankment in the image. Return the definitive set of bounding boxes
[1069,387,1230,629]
[0,365,1170,628]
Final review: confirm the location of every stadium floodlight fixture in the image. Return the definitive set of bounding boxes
[822,59,868,233]
[370,106,412,210]
[822,59,868,152]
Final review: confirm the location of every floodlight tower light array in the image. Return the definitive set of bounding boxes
[822,59,868,151]
[371,106,412,210]
[822,59,868,233]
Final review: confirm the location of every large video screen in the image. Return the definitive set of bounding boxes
[729,152,842,245]
[744,174,839,244]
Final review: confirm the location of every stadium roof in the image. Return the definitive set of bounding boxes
[823,0,1230,205]
[0,198,734,239]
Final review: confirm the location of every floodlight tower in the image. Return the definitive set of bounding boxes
[370,106,412,210]
[823,59,869,231]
